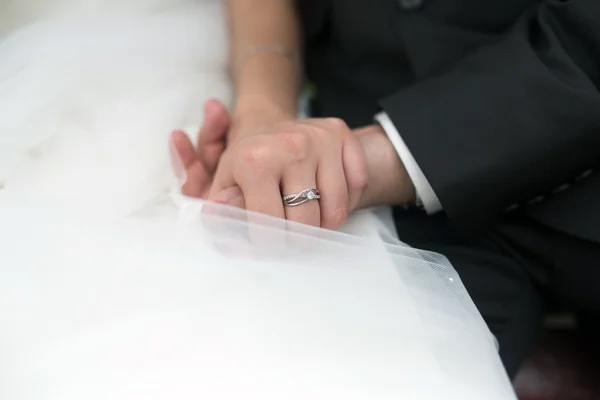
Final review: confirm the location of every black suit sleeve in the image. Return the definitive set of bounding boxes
[380,0,600,231]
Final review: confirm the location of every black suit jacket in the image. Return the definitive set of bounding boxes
[299,0,600,243]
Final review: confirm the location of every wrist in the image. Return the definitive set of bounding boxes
[354,124,416,210]
[229,97,295,142]
[233,53,301,118]
[233,94,295,121]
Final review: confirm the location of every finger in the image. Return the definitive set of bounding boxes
[238,176,286,221]
[211,186,246,209]
[280,163,320,227]
[234,171,287,251]
[200,186,251,257]
[201,186,246,232]
[203,187,292,261]
[198,99,230,144]
[207,149,235,200]
[303,118,351,230]
[197,99,230,172]
[316,145,350,230]
[209,140,286,221]
[170,130,210,197]
[342,134,369,212]
[170,130,197,170]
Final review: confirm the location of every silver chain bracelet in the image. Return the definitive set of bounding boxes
[240,44,302,72]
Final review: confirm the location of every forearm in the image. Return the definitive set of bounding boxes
[354,125,415,210]
[226,0,302,126]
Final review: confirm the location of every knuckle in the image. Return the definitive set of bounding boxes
[351,168,370,191]
[238,143,270,172]
[278,131,310,160]
[326,117,348,133]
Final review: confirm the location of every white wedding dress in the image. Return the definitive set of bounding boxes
[0,1,516,399]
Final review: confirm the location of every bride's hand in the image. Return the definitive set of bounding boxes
[208,117,370,230]
[169,99,230,199]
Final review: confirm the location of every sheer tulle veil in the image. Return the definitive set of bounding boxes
[0,1,516,398]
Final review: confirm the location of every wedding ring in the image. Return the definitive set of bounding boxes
[282,188,320,207]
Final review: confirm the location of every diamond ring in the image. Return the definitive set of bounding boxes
[282,188,320,207]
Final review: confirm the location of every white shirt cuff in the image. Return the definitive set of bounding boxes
[374,112,443,214]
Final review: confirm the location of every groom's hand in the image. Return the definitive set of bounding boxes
[170,99,230,199]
